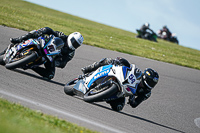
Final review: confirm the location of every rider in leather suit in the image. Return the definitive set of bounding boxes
[136,23,154,38]
[81,57,159,111]
[0,27,84,80]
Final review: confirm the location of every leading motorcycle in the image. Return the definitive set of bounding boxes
[64,64,142,111]
[0,35,64,70]
[136,29,157,42]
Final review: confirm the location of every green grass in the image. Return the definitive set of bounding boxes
[0,0,199,70]
[0,98,98,133]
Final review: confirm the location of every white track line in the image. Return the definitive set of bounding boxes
[0,90,126,133]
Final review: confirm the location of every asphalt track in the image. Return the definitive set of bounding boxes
[0,25,200,133]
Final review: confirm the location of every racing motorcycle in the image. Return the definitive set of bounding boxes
[157,30,179,44]
[64,64,142,111]
[0,35,64,70]
[136,29,157,42]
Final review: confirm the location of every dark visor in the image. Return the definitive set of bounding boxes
[70,37,80,49]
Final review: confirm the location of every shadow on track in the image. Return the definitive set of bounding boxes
[11,69,65,86]
[62,93,185,133]
[92,103,185,133]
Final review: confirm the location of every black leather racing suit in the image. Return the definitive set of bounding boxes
[129,86,151,108]
[10,27,75,79]
[137,24,154,38]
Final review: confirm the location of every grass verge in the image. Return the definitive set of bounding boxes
[0,98,98,133]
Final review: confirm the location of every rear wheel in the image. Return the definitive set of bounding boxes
[64,78,78,96]
[5,52,37,69]
[83,83,119,103]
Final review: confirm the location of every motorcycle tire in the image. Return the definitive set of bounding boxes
[5,52,37,69]
[83,83,118,103]
[64,78,78,96]
[0,55,5,65]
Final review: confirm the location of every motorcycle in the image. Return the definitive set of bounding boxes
[157,30,179,44]
[170,33,179,44]
[136,29,157,42]
[0,35,64,70]
[64,64,142,111]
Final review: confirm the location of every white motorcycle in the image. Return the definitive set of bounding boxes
[64,64,142,111]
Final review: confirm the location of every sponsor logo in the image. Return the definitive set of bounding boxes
[94,69,110,80]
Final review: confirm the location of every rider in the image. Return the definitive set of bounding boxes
[0,27,84,80]
[158,25,172,40]
[136,23,154,38]
[81,57,159,111]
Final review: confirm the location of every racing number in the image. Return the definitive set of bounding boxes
[129,74,135,84]
[48,45,55,52]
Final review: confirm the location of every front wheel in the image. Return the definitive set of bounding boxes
[64,78,78,96]
[83,83,119,103]
[5,52,37,69]
[0,55,5,65]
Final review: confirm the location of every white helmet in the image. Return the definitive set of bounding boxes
[67,32,84,50]
[145,23,150,28]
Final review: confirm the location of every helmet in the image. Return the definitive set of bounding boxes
[145,23,150,28]
[67,32,84,50]
[142,68,159,91]
[163,25,167,29]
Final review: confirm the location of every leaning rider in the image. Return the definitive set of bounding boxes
[81,57,159,111]
[0,27,84,80]
[136,23,154,38]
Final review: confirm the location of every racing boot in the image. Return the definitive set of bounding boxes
[81,58,112,74]
[10,38,22,44]
[81,62,101,74]
[10,29,41,44]
[10,33,30,44]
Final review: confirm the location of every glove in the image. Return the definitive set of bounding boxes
[58,32,64,36]
[55,31,65,37]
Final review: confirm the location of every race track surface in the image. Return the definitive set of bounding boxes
[0,25,200,133]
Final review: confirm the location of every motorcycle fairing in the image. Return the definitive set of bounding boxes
[73,79,87,94]
[4,39,39,62]
[87,65,112,88]
[43,36,62,62]
[16,39,37,51]
[121,64,141,96]
[122,66,131,79]
[74,64,141,97]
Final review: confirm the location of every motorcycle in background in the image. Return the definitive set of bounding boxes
[136,29,157,42]
[157,30,179,44]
